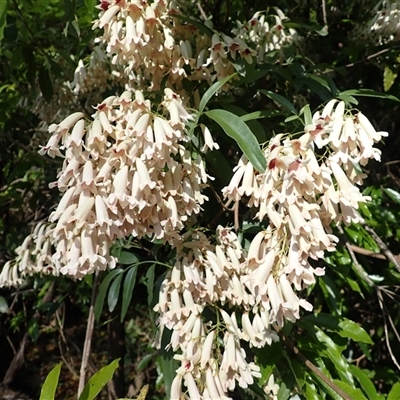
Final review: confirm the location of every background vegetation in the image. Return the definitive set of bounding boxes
[1,0,400,399]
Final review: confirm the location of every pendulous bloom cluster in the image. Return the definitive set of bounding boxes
[222,99,387,330]
[36,89,208,278]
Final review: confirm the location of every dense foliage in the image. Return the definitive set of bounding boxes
[1,1,400,399]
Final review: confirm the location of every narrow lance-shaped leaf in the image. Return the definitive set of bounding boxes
[259,89,298,115]
[39,363,62,400]
[339,88,400,102]
[205,109,266,172]
[199,73,237,113]
[108,273,123,313]
[120,265,138,322]
[94,269,123,321]
[78,359,120,400]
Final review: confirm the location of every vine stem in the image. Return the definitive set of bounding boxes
[78,271,101,398]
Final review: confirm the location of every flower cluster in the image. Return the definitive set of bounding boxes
[0,222,56,287]
[155,228,265,398]
[36,89,208,278]
[222,100,387,329]
[233,8,299,63]
[93,1,298,90]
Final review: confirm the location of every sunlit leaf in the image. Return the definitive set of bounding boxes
[78,359,120,400]
[199,73,237,113]
[39,363,62,400]
[205,109,266,172]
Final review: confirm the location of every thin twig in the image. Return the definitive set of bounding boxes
[321,0,327,25]
[283,336,353,400]
[337,225,375,287]
[377,289,400,372]
[78,271,101,397]
[363,224,400,274]
[196,2,208,20]
[349,244,386,260]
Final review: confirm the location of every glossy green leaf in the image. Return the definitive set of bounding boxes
[0,295,8,313]
[39,363,62,400]
[339,89,400,102]
[78,359,120,400]
[332,380,367,400]
[205,109,266,172]
[199,73,237,113]
[302,323,354,385]
[120,265,138,321]
[108,273,123,313]
[0,1,7,42]
[94,269,124,321]
[259,89,298,115]
[303,314,373,344]
[303,381,320,400]
[388,382,400,400]
[384,188,400,205]
[349,365,379,400]
[118,251,139,265]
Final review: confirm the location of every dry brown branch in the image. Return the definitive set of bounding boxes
[78,271,100,397]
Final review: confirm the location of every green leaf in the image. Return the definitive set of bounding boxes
[301,323,354,385]
[0,295,8,313]
[205,109,266,172]
[78,359,120,400]
[138,353,155,371]
[384,188,400,205]
[259,89,298,115]
[349,365,379,400]
[94,269,124,321]
[146,263,156,306]
[84,0,96,15]
[388,382,400,400]
[332,380,367,400]
[319,275,342,316]
[199,73,237,113]
[0,1,7,42]
[120,265,138,322]
[108,273,123,313]
[39,363,62,400]
[118,251,139,265]
[302,314,373,344]
[300,104,313,125]
[384,67,397,92]
[339,89,400,102]
[240,110,284,121]
[38,65,53,102]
